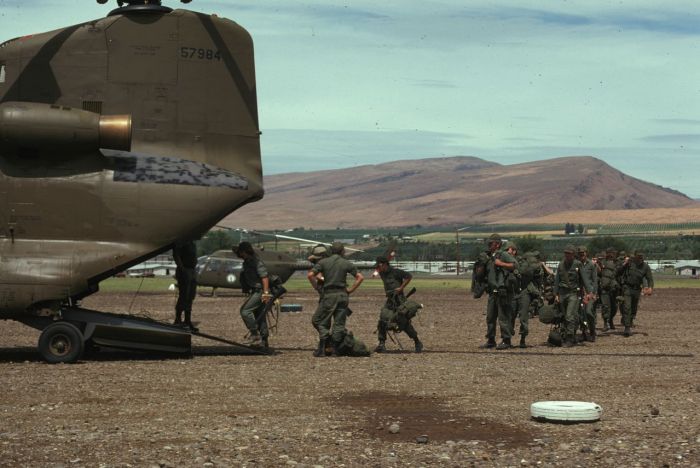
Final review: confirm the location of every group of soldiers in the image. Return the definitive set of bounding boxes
[174,235,654,354]
[474,233,654,349]
[221,240,423,356]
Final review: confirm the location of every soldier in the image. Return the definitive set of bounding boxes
[307,242,364,355]
[307,244,330,356]
[374,256,423,353]
[173,240,198,332]
[617,250,654,337]
[577,246,598,342]
[507,243,536,348]
[599,247,619,331]
[234,241,271,348]
[554,245,593,347]
[479,234,517,350]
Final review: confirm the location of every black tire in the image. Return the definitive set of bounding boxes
[38,322,84,364]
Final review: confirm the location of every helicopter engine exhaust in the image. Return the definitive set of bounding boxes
[0,101,132,154]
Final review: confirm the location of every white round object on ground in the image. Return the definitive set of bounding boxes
[530,401,602,423]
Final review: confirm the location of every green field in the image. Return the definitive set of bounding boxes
[97,274,699,294]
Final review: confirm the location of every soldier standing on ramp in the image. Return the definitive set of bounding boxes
[307,242,364,356]
[373,256,423,353]
[173,240,198,332]
[234,241,272,348]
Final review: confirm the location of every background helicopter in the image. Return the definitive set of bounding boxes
[0,0,264,362]
[193,229,368,293]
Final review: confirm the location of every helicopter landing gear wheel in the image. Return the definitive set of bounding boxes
[38,322,85,364]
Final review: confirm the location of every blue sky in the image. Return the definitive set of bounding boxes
[2,1,699,198]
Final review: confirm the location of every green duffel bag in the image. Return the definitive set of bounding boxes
[397,299,422,319]
[539,302,563,324]
[336,331,371,357]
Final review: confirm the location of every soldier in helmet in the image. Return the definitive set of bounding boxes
[577,245,598,342]
[599,247,619,331]
[307,241,364,355]
[307,244,330,356]
[617,250,654,336]
[374,255,423,353]
[480,234,517,350]
[554,244,593,347]
[234,241,272,348]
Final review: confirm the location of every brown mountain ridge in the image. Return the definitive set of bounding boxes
[223,156,696,229]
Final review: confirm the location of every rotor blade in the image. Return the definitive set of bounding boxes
[214,226,365,253]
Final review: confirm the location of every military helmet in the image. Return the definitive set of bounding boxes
[487,233,502,243]
[330,241,344,255]
[504,241,518,251]
[564,244,576,254]
[308,244,329,262]
[577,245,588,253]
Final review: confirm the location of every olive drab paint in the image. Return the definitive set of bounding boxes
[0,2,263,317]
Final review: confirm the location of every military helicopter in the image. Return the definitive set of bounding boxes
[0,0,264,362]
[194,230,366,293]
[195,248,311,294]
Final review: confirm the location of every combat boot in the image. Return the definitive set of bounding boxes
[609,320,616,330]
[496,339,512,350]
[313,338,326,357]
[244,332,261,346]
[414,339,423,353]
[623,326,632,337]
[374,341,386,353]
[602,321,610,332]
[519,336,527,348]
[479,339,496,349]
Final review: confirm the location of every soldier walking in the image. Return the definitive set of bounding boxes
[307,242,363,356]
[554,245,593,347]
[374,256,423,353]
[234,241,272,348]
[479,234,517,350]
[508,244,540,348]
[599,247,619,331]
[617,250,654,337]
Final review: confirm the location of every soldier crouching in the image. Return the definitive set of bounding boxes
[374,256,423,353]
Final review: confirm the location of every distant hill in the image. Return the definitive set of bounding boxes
[222,156,697,229]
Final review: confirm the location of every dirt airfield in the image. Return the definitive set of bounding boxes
[1,285,699,467]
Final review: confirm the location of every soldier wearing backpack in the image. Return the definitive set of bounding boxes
[479,234,517,350]
[508,244,540,348]
[554,245,594,347]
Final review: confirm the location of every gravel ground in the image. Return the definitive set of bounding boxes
[1,286,698,467]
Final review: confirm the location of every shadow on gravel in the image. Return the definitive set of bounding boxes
[0,344,267,363]
[337,391,532,447]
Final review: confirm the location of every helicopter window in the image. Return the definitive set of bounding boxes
[0,63,5,84]
[205,260,221,272]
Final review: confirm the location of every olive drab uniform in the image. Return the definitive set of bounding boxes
[554,258,592,343]
[311,254,359,345]
[579,257,598,339]
[599,256,619,330]
[377,266,421,349]
[511,253,537,345]
[173,241,198,328]
[239,254,270,341]
[618,259,654,329]
[485,249,517,345]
